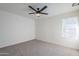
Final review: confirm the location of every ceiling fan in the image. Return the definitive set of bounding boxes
[28,5,48,17]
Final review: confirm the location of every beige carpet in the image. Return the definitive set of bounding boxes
[0,39,79,56]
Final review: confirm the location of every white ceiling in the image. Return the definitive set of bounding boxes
[0,3,79,19]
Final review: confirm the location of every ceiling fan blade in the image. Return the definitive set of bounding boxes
[28,6,37,12]
[29,13,35,14]
[40,6,47,12]
[72,3,79,7]
[40,12,48,15]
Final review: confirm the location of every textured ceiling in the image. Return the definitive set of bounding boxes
[0,3,79,19]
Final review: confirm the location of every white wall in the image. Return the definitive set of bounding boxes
[0,10,35,48]
[36,10,79,49]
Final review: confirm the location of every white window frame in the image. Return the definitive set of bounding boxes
[62,16,78,40]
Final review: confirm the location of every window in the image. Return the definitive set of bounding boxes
[62,17,78,40]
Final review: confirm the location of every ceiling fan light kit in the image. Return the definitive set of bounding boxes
[36,13,40,17]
